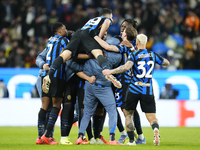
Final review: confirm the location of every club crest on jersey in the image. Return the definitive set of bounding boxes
[67,95,71,100]
[138,81,143,86]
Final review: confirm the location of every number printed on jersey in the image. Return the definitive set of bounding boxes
[46,43,53,60]
[82,17,101,29]
[136,60,154,78]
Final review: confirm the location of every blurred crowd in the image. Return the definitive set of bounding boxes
[0,0,200,69]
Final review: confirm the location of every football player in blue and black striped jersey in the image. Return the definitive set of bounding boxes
[102,33,170,146]
[39,22,69,145]
[105,20,146,144]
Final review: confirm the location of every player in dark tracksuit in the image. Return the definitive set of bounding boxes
[102,33,170,146]
[74,48,122,145]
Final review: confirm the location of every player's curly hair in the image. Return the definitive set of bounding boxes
[121,19,138,29]
[51,22,63,35]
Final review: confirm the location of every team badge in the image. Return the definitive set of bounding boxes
[67,95,71,100]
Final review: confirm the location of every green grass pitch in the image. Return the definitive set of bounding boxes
[0,126,200,150]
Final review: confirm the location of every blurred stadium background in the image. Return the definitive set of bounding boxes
[0,0,200,127]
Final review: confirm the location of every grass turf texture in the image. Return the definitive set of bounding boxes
[0,126,200,150]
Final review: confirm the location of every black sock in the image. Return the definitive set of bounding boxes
[45,106,54,138]
[93,115,103,139]
[133,110,142,135]
[97,55,111,69]
[78,108,84,127]
[117,110,124,132]
[45,107,60,137]
[110,133,115,141]
[66,105,74,136]
[86,120,93,140]
[38,108,47,138]
[48,56,63,78]
[152,121,159,130]
[61,103,73,136]
[100,110,106,133]
[78,132,84,139]
[127,131,135,142]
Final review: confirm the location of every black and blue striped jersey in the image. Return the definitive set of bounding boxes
[112,35,136,84]
[42,35,69,80]
[81,17,112,35]
[128,49,164,95]
[115,44,134,83]
[106,36,135,106]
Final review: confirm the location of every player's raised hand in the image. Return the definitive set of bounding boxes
[121,40,133,48]
[88,76,96,84]
[102,69,112,76]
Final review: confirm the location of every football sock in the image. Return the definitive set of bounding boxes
[100,110,106,133]
[78,108,84,127]
[48,56,63,78]
[93,115,103,139]
[61,136,68,140]
[133,110,143,135]
[86,120,93,140]
[66,104,74,136]
[117,110,125,132]
[45,106,54,137]
[45,107,60,137]
[152,121,159,130]
[61,103,73,137]
[38,108,47,138]
[78,133,84,139]
[97,55,111,69]
[110,133,115,141]
[127,131,135,142]
[138,134,144,140]
[120,130,127,136]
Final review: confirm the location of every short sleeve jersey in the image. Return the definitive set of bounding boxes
[128,49,164,95]
[42,35,69,80]
[81,17,112,35]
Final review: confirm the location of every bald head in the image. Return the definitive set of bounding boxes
[136,34,148,46]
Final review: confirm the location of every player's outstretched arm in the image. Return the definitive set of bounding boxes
[102,60,133,75]
[94,36,119,52]
[162,58,170,66]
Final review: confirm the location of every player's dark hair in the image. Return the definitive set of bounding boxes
[99,8,112,16]
[126,25,138,42]
[121,19,138,29]
[51,22,63,35]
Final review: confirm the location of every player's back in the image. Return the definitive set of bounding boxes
[128,49,164,95]
[42,35,69,79]
[81,17,111,34]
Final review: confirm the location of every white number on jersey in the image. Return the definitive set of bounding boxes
[46,43,53,60]
[83,17,101,28]
[136,60,154,78]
